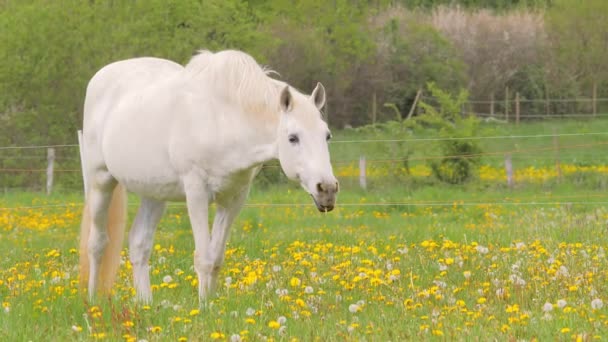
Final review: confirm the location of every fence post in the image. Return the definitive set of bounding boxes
[592,81,597,117]
[504,154,514,188]
[515,92,520,125]
[359,156,367,190]
[371,92,377,125]
[505,86,509,123]
[490,93,495,117]
[78,130,88,198]
[553,128,561,181]
[46,148,55,195]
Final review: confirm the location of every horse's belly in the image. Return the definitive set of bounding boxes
[121,178,185,201]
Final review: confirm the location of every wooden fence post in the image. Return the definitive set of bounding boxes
[359,156,367,190]
[46,148,55,195]
[490,93,495,117]
[553,128,561,181]
[78,130,88,198]
[505,154,514,188]
[515,92,520,125]
[372,92,377,125]
[505,86,510,123]
[592,81,597,117]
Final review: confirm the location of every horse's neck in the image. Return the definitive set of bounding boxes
[235,113,280,166]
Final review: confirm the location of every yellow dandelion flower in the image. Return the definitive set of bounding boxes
[122,320,134,327]
[189,309,200,316]
[268,321,281,329]
[210,332,225,340]
[560,328,571,334]
[432,330,444,336]
[290,277,301,287]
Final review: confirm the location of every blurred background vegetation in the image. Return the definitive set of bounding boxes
[1,0,608,190]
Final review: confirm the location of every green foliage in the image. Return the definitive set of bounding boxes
[417,83,481,184]
[546,0,608,100]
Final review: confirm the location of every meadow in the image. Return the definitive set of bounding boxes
[1,118,608,341]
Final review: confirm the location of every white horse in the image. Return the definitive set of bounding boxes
[79,50,338,303]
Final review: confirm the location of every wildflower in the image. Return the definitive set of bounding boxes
[210,332,225,340]
[178,338,187,342]
[279,326,288,336]
[591,298,604,310]
[557,299,567,309]
[189,309,200,316]
[149,326,162,333]
[230,335,242,342]
[542,302,553,312]
[304,286,314,294]
[476,245,489,254]
[163,275,173,283]
[246,308,255,316]
[560,328,571,334]
[277,316,287,325]
[290,277,301,287]
[91,332,106,339]
[349,304,362,313]
[245,318,255,324]
[268,321,281,329]
[477,297,487,304]
[122,320,134,327]
[71,325,82,332]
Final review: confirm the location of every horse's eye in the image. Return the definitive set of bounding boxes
[326,133,332,142]
[288,134,299,144]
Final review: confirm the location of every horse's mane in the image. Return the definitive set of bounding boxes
[185,50,281,118]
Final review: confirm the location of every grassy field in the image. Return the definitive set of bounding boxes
[1,119,608,341]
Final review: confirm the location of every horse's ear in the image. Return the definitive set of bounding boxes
[311,82,326,110]
[280,86,293,113]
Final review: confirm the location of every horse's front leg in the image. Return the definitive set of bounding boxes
[206,186,250,295]
[128,197,166,303]
[184,176,212,302]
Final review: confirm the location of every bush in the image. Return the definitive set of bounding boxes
[416,83,481,184]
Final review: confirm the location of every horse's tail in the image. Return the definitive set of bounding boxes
[79,184,128,294]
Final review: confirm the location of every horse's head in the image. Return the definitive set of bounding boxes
[277,83,339,212]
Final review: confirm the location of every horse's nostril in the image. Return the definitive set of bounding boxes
[317,182,324,193]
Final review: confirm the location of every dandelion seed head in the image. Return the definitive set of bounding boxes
[591,298,603,310]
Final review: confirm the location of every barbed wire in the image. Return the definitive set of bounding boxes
[1,192,606,212]
[0,144,78,151]
[1,131,608,152]
[330,131,608,144]
[2,140,607,172]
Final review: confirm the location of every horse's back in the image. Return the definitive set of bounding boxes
[82,57,185,196]
[84,57,183,129]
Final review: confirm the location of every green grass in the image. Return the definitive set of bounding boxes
[1,119,608,340]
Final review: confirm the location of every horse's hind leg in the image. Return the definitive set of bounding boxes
[128,197,166,303]
[87,176,117,296]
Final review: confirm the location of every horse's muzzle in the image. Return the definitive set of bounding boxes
[312,181,339,212]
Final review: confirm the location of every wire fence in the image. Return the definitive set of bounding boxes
[2,136,606,171]
[2,128,608,195]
